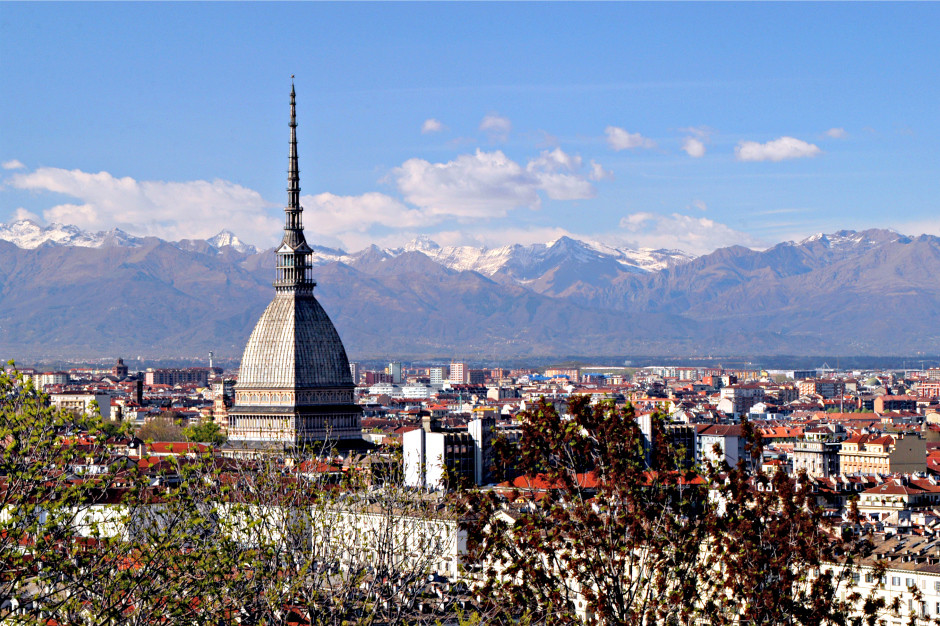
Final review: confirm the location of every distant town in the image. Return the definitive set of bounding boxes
[24,357,940,480]
[18,356,940,495]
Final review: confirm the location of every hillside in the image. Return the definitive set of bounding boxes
[1,220,938,359]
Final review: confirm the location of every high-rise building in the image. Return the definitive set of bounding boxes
[429,366,448,385]
[349,362,361,384]
[449,362,468,384]
[388,361,403,384]
[227,83,362,450]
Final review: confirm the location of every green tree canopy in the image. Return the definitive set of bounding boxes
[183,420,226,445]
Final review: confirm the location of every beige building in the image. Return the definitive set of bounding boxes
[839,433,925,475]
[49,392,111,421]
[449,362,468,384]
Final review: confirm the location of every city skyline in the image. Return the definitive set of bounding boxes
[2,3,939,255]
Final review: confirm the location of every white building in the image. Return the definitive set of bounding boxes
[49,392,111,421]
[404,418,491,490]
[697,424,753,470]
[430,366,449,385]
[388,361,403,384]
[33,371,69,389]
[368,382,402,398]
[401,383,438,399]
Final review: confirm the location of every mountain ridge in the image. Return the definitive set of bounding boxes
[0,220,936,359]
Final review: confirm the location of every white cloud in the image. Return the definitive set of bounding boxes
[479,114,512,141]
[735,137,822,162]
[615,211,764,255]
[6,146,603,251]
[394,150,536,217]
[605,126,656,151]
[588,160,612,181]
[2,159,25,170]
[12,207,41,222]
[679,126,712,138]
[825,127,847,139]
[421,118,445,134]
[302,191,424,235]
[689,199,707,212]
[525,148,596,200]
[391,148,595,219]
[9,167,281,245]
[681,137,706,158]
[303,148,600,249]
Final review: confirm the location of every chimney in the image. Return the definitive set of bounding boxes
[422,413,440,433]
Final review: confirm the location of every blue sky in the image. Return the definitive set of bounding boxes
[2,2,938,255]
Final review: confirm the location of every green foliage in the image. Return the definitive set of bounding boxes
[99,419,128,438]
[0,362,472,625]
[183,420,227,445]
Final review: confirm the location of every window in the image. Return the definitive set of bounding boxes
[852,572,860,584]
[935,580,940,593]
[907,577,916,589]
[865,572,874,583]
[892,576,901,586]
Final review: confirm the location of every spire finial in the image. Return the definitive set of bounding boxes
[287,79,300,210]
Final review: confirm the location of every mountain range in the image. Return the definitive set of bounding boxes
[1,219,938,360]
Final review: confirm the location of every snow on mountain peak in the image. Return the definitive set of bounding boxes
[796,229,904,253]
[0,218,693,275]
[402,235,441,253]
[207,230,257,254]
[0,219,142,249]
[379,236,693,277]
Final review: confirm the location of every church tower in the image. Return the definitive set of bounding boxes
[227,82,362,450]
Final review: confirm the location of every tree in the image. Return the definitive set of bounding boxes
[697,418,858,624]
[463,397,708,624]
[462,397,877,625]
[136,415,185,441]
[183,420,227,445]
[1,363,473,624]
[0,364,164,624]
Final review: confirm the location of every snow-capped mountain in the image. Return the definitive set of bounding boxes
[0,220,263,255]
[2,220,938,358]
[206,230,257,254]
[392,235,691,276]
[795,229,906,254]
[0,219,141,249]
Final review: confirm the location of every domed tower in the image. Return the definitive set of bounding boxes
[227,82,362,450]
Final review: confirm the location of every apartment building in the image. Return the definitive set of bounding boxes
[839,433,926,475]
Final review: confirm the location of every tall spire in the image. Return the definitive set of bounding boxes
[287,78,300,211]
[275,78,314,293]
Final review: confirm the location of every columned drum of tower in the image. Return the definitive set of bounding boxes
[227,83,362,451]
